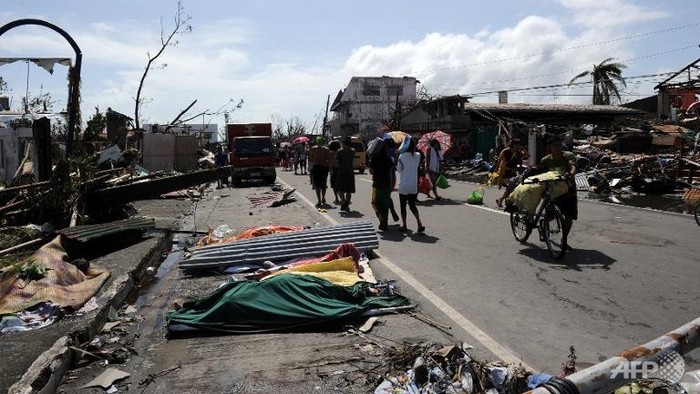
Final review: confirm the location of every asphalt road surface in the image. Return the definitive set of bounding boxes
[278,168,700,373]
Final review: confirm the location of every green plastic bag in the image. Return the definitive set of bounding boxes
[435,174,449,189]
[467,186,484,205]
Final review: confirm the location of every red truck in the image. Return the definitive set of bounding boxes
[226,123,276,186]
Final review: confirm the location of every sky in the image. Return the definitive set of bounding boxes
[1,0,700,133]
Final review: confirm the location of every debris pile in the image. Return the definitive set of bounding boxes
[371,342,550,394]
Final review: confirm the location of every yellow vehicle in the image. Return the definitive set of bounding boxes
[350,136,367,174]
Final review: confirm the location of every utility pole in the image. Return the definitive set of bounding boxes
[322,94,330,138]
[394,91,400,129]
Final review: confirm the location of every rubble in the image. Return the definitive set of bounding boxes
[443,122,700,214]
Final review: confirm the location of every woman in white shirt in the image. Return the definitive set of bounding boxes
[397,138,426,233]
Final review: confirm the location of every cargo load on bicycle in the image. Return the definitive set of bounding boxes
[506,170,569,214]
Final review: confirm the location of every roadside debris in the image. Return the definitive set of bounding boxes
[247,187,296,208]
[138,364,181,391]
[82,368,130,390]
[373,342,537,394]
[194,223,304,247]
[180,221,379,272]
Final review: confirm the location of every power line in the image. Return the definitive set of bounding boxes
[429,44,695,91]
[410,22,700,75]
[465,71,678,96]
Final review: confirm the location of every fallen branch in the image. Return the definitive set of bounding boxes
[0,238,44,257]
[162,99,197,133]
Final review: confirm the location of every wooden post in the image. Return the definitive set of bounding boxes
[32,117,52,181]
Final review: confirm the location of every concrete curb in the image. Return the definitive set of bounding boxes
[9,230,171,394]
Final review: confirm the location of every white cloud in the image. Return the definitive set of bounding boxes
[558,0,668,28]
[340,13,641,103]
[0,0,676,127]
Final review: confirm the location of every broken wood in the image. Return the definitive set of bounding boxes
[0,238,44,257]
[358,317,379,333]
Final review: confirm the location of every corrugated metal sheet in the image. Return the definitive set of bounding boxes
[180,221,379,271]
[60,217,155,243]
[575,173,590,191]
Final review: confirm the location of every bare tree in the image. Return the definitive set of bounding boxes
[271,114,307,141]
[134,1,192,129]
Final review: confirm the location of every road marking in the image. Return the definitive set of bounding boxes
[374,251,534,370]
[278,176,534,370]
[359,178,372,183]
[463,203,510,216]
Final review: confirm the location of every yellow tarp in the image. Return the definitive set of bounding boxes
[0,236,110,315]
[262,257,363,287]
[506,171,569,214]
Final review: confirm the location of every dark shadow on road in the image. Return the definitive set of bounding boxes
[377,226,439,244]
[417,197,463,207]
[339,210,364,218]
[409,232,439,244]
[378,226,407,242]
[518,245,616,271]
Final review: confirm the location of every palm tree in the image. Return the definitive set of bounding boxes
[569,58,627,105]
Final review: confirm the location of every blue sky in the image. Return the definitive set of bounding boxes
[1,0,699,131]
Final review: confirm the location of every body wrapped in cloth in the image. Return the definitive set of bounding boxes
[506,171,569,214]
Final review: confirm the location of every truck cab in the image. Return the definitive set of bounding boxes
[227,123,276,186]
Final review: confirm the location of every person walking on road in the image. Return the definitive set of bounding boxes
[308,137,331,207]
[334,136,356,212]
[397,139,425,233]
[328,140,342,204]
[382,137,401,222]
[214,146,228,189]
[369,140,393,231]
[426,139,443,200]
[299,143,308,175]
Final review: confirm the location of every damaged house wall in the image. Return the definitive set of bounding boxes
[0,126,33,184]
[141,133,197,172]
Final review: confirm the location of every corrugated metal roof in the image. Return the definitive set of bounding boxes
[464,103,644,115]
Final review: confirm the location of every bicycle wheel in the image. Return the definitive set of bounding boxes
[510,209,532,243]
[695,203,700,227]
[544,205,567,260]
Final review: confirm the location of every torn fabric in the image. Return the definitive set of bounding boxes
[0,57,72,74]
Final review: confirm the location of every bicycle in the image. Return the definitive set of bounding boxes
[508,176,569,260]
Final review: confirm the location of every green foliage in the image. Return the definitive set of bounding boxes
[84,107,107,141]
[15,259,50,282]
[569,58,627,105]
[24,158,96,227]
[0,227,40,250]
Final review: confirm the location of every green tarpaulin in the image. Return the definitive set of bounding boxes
[167,274,409,334]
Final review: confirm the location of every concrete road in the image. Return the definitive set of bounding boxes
[278,168,700,373]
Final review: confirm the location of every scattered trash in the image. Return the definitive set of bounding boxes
[374,342,532,394]
[82,368,130,389]
[359,316,380,333]
[138,364,182,390]
[467,186,484,205]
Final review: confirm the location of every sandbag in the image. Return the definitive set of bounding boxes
[435,174,449,189]
[506,171,569,214]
